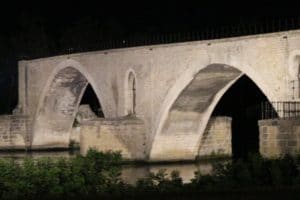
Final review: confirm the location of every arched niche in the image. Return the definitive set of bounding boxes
[125,70,137,115]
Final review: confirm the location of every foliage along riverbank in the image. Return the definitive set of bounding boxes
[1,150,300,199]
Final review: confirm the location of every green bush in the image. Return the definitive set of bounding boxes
[1,151,300,199]
[190,154,300,190]
[0,149,123,200]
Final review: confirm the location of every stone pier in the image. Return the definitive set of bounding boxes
[259,118,300,157]
[198,116,232,158]
[80,116,146,160]
[0,115,30,149]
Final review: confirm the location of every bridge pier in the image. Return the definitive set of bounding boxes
[198,117,232,158]
[259,118,300,157]
[0,115,30,150]
[150,116,232,162]
[80,116,146,160]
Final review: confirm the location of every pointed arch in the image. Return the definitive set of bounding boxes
[31,59,104,149]
[150,63,273,161]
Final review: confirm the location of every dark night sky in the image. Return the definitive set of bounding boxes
[1,1,299,37]
[1,1,299,43]
[0,0,299,113]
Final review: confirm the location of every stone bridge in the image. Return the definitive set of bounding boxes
[3,30,300,161]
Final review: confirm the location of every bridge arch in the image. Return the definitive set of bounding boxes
[31,59,104,149]
[150,63,273,161]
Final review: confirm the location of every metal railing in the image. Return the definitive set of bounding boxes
[17,16,300,60]
[261,101,300,119]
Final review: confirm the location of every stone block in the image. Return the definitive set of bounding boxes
[288,140,297,147]
[262,134,268,139]
[276,134,289,140]
[262,126,267,133]
[198,117,232,158]
[80,117,146,160]
[0,114,26,149]
[278,140,287,147]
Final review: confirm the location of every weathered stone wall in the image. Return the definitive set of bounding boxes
[0,115,29,149]
[75,104,97,124]
[80,116,146,160]
[259,118,300,157]
[70,126,81,144]
[70,104,96,146]
[198,117,232,157]
[142,116,232,162]
[16,30,300,160]
[150,65,240,161]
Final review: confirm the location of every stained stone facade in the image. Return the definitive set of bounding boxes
[259,118,300,157]
[198,117,232,158]
[75,104,97,124]
[80,116,146,160]
[0,115,30,149]
[0,30,300,161]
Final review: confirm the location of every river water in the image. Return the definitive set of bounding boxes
[0,151,228,184]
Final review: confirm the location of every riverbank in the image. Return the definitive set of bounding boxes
[0,150,300,199]
[0,149,226,184]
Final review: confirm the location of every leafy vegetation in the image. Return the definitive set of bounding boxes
[0,149,122,200]
[1,151,300,199]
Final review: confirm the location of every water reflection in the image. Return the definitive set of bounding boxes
[122,161,222,184]
[0,151,78,160]
[0,151,228,184]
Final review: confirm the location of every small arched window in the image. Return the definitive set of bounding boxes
[298,63,300,98]
[290,55,300,100]
[126,72,136,115]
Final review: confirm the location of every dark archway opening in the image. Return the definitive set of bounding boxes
[70,84,104,149]
[211,75,275,159]
[79,84,104,117]
[72,84,104,128]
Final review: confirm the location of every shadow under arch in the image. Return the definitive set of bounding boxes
[210,75,277,158]
[150,64,274,161]
[31,63,104,149]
